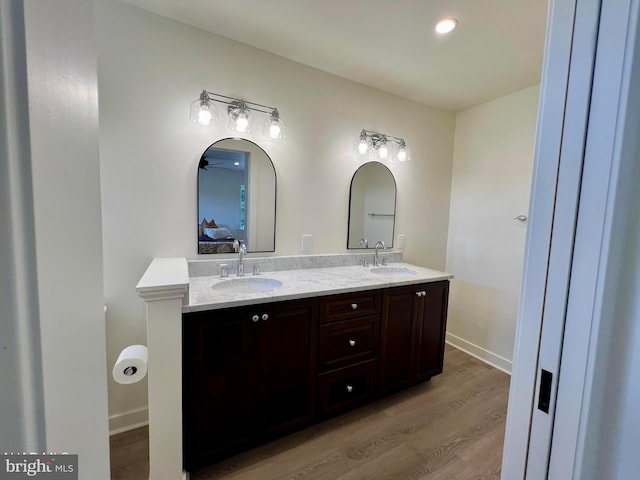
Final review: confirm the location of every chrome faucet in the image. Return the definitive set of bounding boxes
[374,241,386,266]
[233,240,247,276]
[359,238,369,248]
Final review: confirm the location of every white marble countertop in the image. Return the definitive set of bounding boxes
[185,262,453,313]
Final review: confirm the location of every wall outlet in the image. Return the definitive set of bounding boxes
[398,234,406,249]
[301,234,313,253]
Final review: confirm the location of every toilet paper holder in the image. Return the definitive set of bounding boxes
[113,345,148,385]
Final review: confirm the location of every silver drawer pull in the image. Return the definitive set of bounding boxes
[346,385,353,393]
[262,313,269,321]
[351,303,358,310]
[349,340,356,347]
[252,315,260,323]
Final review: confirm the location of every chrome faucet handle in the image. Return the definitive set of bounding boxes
[253,264,260,275]
[359,238,368,248]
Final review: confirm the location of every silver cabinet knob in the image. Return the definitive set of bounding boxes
[349,340,356,347]
[416,292,421,297]
[262,313,269,321]
[351,303,358,310]
[252,315,260,323]
[346,385,353,393]
[422,291,427,296]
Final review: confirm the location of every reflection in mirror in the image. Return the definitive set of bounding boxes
[198,138,276,254]
[347,161,396,249]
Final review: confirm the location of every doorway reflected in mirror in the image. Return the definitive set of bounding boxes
[197,138,276,254]
[347,161,396,249]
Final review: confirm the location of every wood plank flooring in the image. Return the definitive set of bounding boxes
[110,346,510,479]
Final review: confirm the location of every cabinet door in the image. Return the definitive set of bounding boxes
[379,285,419,394]
[183,307,257,470]
[256,299,317,437]
[414,281,450,382]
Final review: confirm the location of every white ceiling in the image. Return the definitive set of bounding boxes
[121,0,549,111]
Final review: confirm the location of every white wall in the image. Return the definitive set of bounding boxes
[21,0,110,475]
[95,0,455,431]
[445,85,539,372]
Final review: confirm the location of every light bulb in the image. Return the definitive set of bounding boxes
[189,92,218,125]
[397,148,407,162]
[358,139,369,155]
[262,109,286,140]
[435,18,458,34]
[269,123,281,139]
[236,115,249,132]
[198,108,211,125]
[378,143,389,159]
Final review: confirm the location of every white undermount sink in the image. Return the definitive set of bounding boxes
[211,277,283,294]
[370,266,417,277]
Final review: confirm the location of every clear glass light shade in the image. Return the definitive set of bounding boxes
[376,141,390,159]
[228,105,253,133]
[189,99,218,126]
[396,145,411,162]
[357,136,372,155]
[262,110,287,139]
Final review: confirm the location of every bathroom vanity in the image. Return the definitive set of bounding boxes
[137,254,452,478]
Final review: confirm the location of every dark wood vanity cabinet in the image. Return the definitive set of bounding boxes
[379,281,450,394]
[182,298,318,470]
[183,280,449,471]
[317,291,382,416]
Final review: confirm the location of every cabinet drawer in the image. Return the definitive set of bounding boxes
[319,315,380,372]
[320,291,381,323]
[317,360,377,416]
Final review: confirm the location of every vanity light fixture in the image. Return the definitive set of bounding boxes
[190,90,286,140]
[356,129,411,162]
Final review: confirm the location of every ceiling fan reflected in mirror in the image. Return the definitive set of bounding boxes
[198,157,225,170]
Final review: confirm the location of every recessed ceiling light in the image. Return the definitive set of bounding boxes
[233,161,240,166]
[435,17,458,34]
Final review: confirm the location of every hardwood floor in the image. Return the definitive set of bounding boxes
[110,346,509,479]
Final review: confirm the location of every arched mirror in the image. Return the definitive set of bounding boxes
[347,161,397,249]
[198,138,276,254]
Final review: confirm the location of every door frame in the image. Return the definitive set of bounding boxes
[502,0,640,477]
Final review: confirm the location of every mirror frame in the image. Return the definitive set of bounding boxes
[346,161,397,249]
[197,137,277,254]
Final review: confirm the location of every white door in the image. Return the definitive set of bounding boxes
[503,0,640,477]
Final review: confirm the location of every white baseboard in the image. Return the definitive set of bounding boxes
[446,332,512,375]
[109,406,148,436]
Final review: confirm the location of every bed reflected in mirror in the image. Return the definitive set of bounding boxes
[347,161,396,249]
[198,138,276,254]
